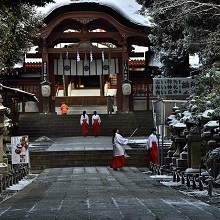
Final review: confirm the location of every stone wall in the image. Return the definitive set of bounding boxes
[17,111,153,141]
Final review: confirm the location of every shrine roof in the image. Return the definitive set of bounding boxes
[37,0,151,28]
[0,84,39,103]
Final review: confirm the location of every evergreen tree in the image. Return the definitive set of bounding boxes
[136,0,220,76]
[0,0,53,71]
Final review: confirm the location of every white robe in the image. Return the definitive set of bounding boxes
[80,114,89,125]
[92,114,101,124]
[146,134,158,150]
[113,133,128,156]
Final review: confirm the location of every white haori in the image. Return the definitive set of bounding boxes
[80,114,89,125]
[113,133,128,156]
[92,114,101,124]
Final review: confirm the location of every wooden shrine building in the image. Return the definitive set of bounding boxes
[7,1,160,113]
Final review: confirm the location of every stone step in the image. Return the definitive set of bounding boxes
[18,112,153,141]
[30,149,147,170]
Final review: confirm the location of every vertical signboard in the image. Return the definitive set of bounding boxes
[11,136,29,164]
[123,60,129,80]
[43,61,47,81]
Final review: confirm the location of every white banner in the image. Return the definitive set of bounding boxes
[153,78,196,96]
[11,136,29,164]
[54,58,119,75]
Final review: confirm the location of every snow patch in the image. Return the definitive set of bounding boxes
[37,0,151,26]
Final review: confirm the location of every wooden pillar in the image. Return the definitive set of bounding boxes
[117,58,123,112]
[41,38,55,113]
[121,38,131,113]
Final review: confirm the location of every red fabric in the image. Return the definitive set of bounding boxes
[93,119,100,136]
[81,119,88,136]
[146,141,159,166]
[110,156,126,169]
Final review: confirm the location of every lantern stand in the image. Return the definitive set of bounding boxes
[41,80,52,114]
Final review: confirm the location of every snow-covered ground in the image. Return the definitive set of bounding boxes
[0,174,38,203]
[149,173,220,208]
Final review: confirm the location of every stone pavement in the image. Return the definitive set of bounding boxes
[0,137,220,219]
[47,136,129,151]
[0,167,220,220]
[29,136,141,152]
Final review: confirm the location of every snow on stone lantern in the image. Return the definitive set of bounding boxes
[200,101,215,161]
[173,122,187,171]
[185,125,204,174]
[164,107,179,169]
[185,104,205,174]
[0,95,11,180]
[202,109,220,178]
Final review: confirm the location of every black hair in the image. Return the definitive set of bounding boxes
[83,111,86,118]
[151,128,156,134]
[112,128,117,144]
[94,111,97,115]
[148,128,156,135]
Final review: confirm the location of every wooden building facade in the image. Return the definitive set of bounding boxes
[4,2,160,113]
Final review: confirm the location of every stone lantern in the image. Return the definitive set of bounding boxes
[173,122,187,170]
[185,104,205,174]
[41,80,52,114]
[0,95,11,180]
[185,125,204,174]
[121,79,132,113]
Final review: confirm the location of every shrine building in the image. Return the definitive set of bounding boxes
[4,1,160,114]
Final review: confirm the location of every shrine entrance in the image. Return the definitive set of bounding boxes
[34,2,151,113]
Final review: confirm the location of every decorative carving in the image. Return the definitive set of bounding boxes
[119,30,132,38]
[74,17,97,24]
[67,41,100,50]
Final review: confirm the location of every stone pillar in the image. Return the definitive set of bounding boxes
[185,131,203,174]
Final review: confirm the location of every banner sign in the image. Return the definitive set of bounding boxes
[54,58,119,76]
[43,61,47,81]
[123,60,129,80]
[11,136,29,164]
[153,78,196,96]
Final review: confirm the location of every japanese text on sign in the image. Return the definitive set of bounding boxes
[153,78,196,96]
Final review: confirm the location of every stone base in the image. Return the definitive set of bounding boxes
[176,159,187,168]
[185,167,206,174]
[0,163,8,172]
[180,152,187,160]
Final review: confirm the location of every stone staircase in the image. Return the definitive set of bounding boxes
[18,111,153,169]
[29,149,147,170]
[18,111,153,141]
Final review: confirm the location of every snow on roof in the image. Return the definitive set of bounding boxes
[37,0,151,27]
[204,120,219,128]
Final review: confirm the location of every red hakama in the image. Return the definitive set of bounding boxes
[93,119,100,137]
[110,156,127,169]
[147,141,159,166]
[81,119,88,136]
